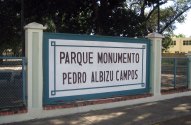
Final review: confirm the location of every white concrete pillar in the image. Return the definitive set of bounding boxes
[24,22,46,117]
[146,33,164,96]
[186,52,191,89]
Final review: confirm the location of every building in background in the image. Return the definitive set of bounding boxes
[167,37,191,53]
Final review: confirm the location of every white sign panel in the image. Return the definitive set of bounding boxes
[48,39,147,98]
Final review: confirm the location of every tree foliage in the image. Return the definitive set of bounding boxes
[0,0,191,55]
[173,34,186,38]
[0,0,21,56]
[162,34,173,52]
[23,0,191,36]
[127,0,191,34]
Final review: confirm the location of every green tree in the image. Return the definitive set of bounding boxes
[173,34,186,38]
[162,35,173,52]
[1,0,191,56]
[127,0,191,34]
[0,0,21,56]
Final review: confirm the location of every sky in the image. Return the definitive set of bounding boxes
[174,10,191,37]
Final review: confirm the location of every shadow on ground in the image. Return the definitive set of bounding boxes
[4,96,191,125]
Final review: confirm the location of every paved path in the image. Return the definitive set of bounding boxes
[154,114,191,125]
[4,96,191,125]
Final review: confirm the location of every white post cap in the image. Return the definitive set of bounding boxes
[146,32,164,39]
[24,22,47,30]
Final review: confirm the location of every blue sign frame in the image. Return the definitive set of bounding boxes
[43,33,151,105]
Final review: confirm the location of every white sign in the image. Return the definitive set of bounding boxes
[48,39,147,98]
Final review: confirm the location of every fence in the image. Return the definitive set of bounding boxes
[0,57,26,110]
[161,57,189,91]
